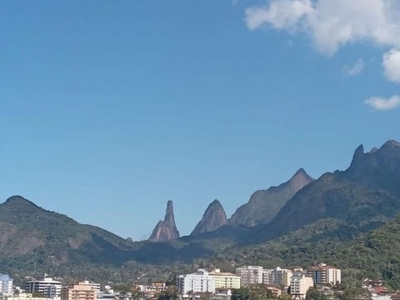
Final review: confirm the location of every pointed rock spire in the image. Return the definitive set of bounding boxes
[191,200,227,236]
[148,200,180,241]
[349,144,365,168]
[164,200,175,223]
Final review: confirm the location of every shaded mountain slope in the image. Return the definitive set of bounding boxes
[229,168,314,227]
[256,173,400,241]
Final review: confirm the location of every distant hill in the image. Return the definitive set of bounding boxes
[229,168,314,227]
[0,196,141,282]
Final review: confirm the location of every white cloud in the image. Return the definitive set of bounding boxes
[365,95,400,110]
[245,0,313,31]
[383,49,400,83]
[245,0,400,56]
[245,0,400,111]
[343,59,365,77]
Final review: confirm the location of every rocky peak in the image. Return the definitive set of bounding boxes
[289,168,315,190]
[344,140,400,195]
[354,144,365,156]
[349,144,365,167]
[382,140,400,148]
[148,201,180,241]
[191,200,227,236]
[3,196,42,213]
[229,168,314,227]
[347,140,400,171]
[165,200,174,223]
[379,140,400,163]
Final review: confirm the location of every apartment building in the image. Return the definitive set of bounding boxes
[235,266,264,286]
[177,269,215,295]
[290,272,314,299]
[268,267,293,287]
[209,269,241,289]
[61,281,98,300]
[25,277,62,298]
[0,274,13,295]
[307,263,341,285]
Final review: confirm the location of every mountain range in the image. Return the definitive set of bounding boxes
[1,140,400,285]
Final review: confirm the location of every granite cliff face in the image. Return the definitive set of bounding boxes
[148,200,180,241]
[191,200,227,236]
[229,168,314,227]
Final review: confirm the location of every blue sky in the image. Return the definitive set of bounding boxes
[1,0,399,240]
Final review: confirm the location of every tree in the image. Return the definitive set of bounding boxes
[158,285,179,300]
[306,288,328,300]
[231,288,251,300]
[249,284,275,300]
[337,287,371,300]
[278,294,292,300]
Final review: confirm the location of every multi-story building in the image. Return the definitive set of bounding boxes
[307,263,341,285]
[290,272,314,299]
[61,281,98,300]
[25,277,62,298]
[177,269,215,295]
[262,269,272,285]
[77,281,100,292]
[268,267,293,287]
[0,274,13,295]
[235,266,264,286]
[209,269,241,289]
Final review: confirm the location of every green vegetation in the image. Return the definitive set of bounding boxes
[231,286,277,300]
[157,286,178,300]
[306,288,329,300]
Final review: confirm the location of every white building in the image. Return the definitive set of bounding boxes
[25,277,62,298]
[177,269,215,295]
[235,266,264,286]
[0,274,13,295]
[290,272,314,299]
